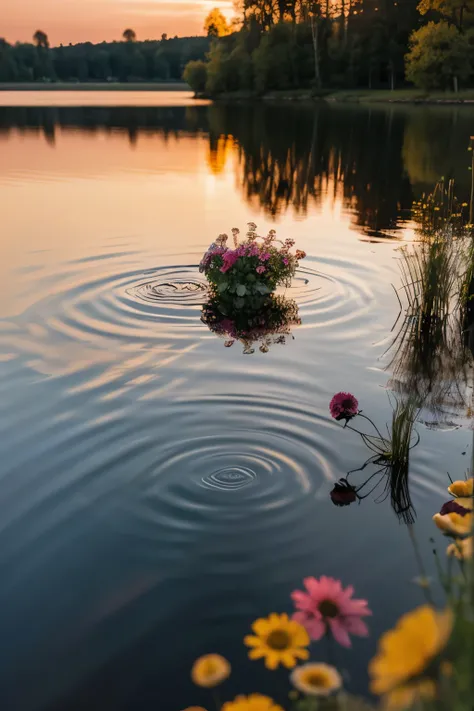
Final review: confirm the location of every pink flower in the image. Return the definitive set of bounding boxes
[329,392,358,421]
[256,265,266,274]
[292,576,371,648]
[220,250,239,273]
[283,258,289,266]
[261,252,271,261]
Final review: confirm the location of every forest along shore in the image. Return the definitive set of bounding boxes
[199,88,474,105]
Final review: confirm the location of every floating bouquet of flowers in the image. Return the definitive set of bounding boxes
[199,224,305,353]
[199,223,306,307]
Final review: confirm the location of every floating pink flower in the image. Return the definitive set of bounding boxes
[220,250,239,273]
[292,576,371,648]
[256,265,266,274]
[329,392,359,421]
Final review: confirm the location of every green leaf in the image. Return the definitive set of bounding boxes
[236,284,247,296]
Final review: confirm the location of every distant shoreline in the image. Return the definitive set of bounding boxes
[199,88,474,105]
[0,82,189,92]
[2,84,474,105]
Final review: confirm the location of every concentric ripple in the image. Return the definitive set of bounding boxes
[283,258,375,334]
[202,465,257,491]
[128,270,208,307]
[3,253,380,379]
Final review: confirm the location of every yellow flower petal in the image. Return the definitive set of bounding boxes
[433,511,473,537]
[191,654,231,688]
[447,537,473,559]
[265,652,280,670]
[448,478,473,497]
[454,497,473,511]
[252,618,271,636]
[244,635,263,648]
[280,651,297,669]
[222,693,284,711]
[369,606,452,696]
[244,613,310,671]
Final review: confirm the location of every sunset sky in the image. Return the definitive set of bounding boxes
[2,0,234,45]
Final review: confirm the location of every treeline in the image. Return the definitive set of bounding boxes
[0,31,210,83]
[184,0,474,94]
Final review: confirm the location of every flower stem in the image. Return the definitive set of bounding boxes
[325,627,336,667]
[357,412,386,441]
[212,689,222,711]
[407,523,434,606]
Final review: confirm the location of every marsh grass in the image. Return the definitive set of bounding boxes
[347,397,419,523]
[387,230,470,419]
[411,179,469,236]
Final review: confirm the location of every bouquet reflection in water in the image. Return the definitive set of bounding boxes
[199,224,305,353]
[201,293,302,354]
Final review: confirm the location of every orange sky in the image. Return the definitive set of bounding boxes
[2,0,234,45]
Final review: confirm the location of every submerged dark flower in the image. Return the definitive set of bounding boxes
[330,480,358,507]
[329,392,359,421]
[439,500,471,517]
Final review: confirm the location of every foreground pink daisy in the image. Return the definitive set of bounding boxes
[291,576,371,648]
[329,392,359,421]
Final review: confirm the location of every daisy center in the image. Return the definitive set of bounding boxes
[266,629,291,650]
[319,600,339,618]
[303,671,332,688]
[203,660,218,676]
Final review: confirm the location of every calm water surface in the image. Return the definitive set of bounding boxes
[0,92,472,711]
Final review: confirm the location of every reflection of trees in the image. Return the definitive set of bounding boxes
[3,103,473,238]
[402,107,473,197]
[0,106,210,146]
[206,103,413,237]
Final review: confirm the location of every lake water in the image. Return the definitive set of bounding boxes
[0,92,472,711]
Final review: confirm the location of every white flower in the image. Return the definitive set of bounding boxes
[290,663,342,697]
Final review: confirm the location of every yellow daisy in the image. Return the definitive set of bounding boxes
[290,662,342,696]
[191,654,230,688]
[447,536,473,560]
[369,605,453,710]
[433,511,473,537]
[222,693,284,711]
[448,477,473,498]
[244,613,310,670]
